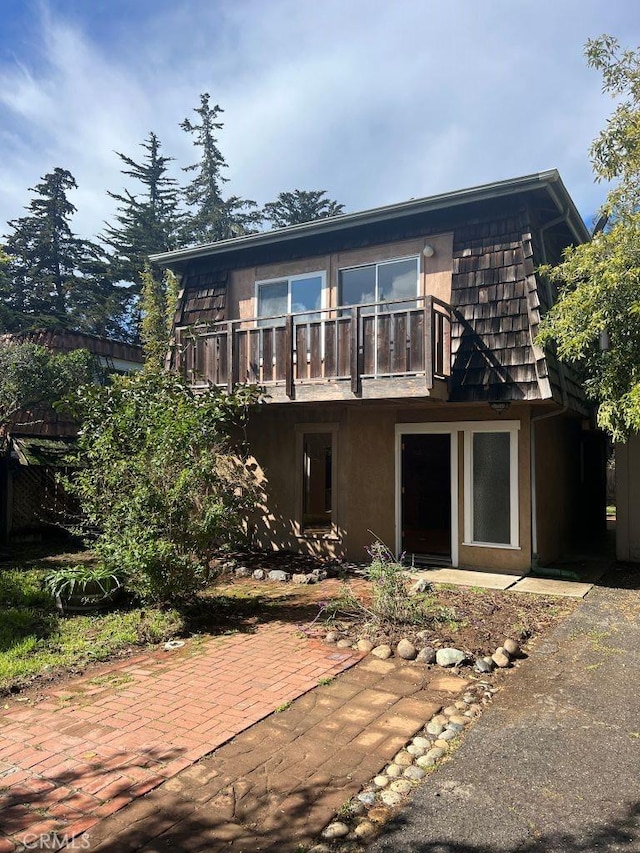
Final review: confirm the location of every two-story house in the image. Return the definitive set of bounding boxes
[152,171,605,574]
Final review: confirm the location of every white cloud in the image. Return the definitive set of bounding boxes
[0,0,638,240]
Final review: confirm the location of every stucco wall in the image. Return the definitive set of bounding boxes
[533,414,581,565]
[616,436,640,562]
[245,401,535,571]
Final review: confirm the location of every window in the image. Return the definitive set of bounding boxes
[338,256,419,313]
[296,424,338,536]
[302,432,333,531]
[463,423,519,548]
[257,272,325,325]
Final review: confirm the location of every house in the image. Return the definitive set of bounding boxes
[152,170,606,573]
[0,329,143,543]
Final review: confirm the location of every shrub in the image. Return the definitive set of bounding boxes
[64,370,262,604]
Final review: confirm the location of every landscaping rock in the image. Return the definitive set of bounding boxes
[446,722,464,733]
[416,647,437,664]
[492,647,511,668]
[311,568,328,581]
[448,714,470,727]
[475,657,493,673]
[252,569,266,580]
[439,729,457,742]
[412,736,432,750]
[432,714,448,726]
[396,639,417,660]
[443,705,458,716]
[403,765,426,781]
[336,639,354,649]
[357,791,376,806]
[373,775,389,788]
[354,819,378,840]
[426,721,444,736]
[356,638,374,653]
[371,644,392,659]
[406,743,426,757]
[410,578,430,594]
[417,748,445,767]
[368,806,393,824]
[390,779,413,794]
[436,647,466,667]
[385,764,403,778]
[393,751,414,767]
[234,567,251,578]
[322,822,350,839]
[292,573,313,584]
[380,790,402,807]
[433,739,450,750]
[503,637,521,657]
[268,569,291,582]
[324,631,339,643]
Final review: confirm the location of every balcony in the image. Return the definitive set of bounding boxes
[173,296,452,403]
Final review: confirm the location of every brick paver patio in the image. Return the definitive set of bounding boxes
[0,622,361,851]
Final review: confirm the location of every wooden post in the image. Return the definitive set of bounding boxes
[226,321,234,393]
[424,296,434,390]
[351,306,361,394]
[285,314,294,398]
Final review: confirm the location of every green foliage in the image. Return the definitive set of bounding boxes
[43,564,122,602]
[65,371,262,603]
[365,541,427,627]
[538,36,640,440]
[0,341,94,429]
[139,264,178,369]
[102,132,184,291]
[3,168,127,337]
[263,190,345,228]
[180,93,263,244]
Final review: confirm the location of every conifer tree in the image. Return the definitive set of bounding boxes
[263,189,345,228]
[3,168,124,336]
[102,132,184,288]
[180,94,262,244]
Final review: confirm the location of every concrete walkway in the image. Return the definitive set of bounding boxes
[0,622,362,851]
[370,568,640,852]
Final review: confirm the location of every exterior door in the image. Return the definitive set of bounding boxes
[401,433,452,562]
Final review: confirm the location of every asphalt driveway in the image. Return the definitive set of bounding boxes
[369,566,640,853]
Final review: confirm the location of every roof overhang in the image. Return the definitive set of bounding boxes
[151,170,590,272]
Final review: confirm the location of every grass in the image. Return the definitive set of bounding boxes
[0,557,183,693]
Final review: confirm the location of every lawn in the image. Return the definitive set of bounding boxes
[0,549,183,694]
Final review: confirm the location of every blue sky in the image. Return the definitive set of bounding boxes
[0,0,638,240]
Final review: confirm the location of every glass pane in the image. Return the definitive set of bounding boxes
[378,258,418,310]
[339,266,376,314]
[258,281,287,326]
[473,432,511,544]
[302,432,333,530]
[291,275,323,324]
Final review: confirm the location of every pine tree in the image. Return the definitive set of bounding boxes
[3,168,125,336]
[263,190,345,228]
[102,132,184,288]
[180,93,262,244]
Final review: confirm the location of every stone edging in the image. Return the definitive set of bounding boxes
[306,635,524,852]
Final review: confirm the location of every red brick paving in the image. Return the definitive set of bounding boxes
[0,623,361,851]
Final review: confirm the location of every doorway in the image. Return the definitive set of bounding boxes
[400,433,452,564]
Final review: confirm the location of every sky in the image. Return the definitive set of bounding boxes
[0,0,638,241]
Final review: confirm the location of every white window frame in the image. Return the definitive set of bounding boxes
[255,271,327,323]
[463,421,520,549]
[338,255,420,311]
[294,423,339,540]
[395,422,459,567]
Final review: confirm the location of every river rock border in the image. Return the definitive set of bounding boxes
[306,634,523,852]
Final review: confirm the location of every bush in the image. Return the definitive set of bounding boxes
[65,370,262,604]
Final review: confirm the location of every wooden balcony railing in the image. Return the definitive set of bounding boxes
[173,296,452,402]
